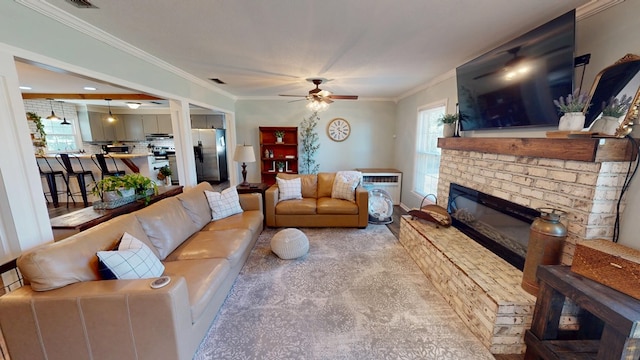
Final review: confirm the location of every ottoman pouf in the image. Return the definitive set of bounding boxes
[271,228,309,259]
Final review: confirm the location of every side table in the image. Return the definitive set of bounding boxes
[236,183,269,223]
[524,265,640,360]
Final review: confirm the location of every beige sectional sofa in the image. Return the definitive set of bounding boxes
[265,172,368,228]
[0,182,263,360]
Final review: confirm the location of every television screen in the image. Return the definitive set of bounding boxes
[456,10,575,131]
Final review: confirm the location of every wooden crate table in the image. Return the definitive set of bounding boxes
[524,265,640,360]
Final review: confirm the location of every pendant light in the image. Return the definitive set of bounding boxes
[59,101,71,125]
[46,98,59,120]
[105,99,116,122]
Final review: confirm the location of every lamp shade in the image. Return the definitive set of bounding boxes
[233,145,255,163]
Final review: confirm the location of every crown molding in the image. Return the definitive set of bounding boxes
[15,0,237,101]
[576,0,625,20]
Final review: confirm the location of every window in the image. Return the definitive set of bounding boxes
[414,101,446,197]
[43,117,78,152]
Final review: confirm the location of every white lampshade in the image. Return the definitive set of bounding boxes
[233,145,255,163]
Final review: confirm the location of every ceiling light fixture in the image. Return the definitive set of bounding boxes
[83,86,97,91]
[126,102,141,109]
[46,98,59,120]
[59,101,71,125]
[19,86,32,90]
[105,99,116,122]
[306,98,329,112]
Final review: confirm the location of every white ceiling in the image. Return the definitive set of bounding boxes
[17,0,597,107]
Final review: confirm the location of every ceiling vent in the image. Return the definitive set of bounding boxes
[150,101,163,105]
[65,0,98,8]
[209,78,226,85]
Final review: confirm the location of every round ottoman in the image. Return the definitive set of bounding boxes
[271,228,309,259]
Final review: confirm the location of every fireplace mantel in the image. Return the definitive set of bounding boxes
[438,137,636,162]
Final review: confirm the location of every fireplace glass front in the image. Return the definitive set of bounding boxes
[447,183,540,270]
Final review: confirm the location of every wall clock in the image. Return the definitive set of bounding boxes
[327,118,351,142]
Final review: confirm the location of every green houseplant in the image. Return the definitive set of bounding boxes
[27,112,47,153]
[91,173,158,203]
[276,161,285,172]
[274,130,285,143]
[438,113,458,137]
[602,94,632,117]
[299,111,320,174]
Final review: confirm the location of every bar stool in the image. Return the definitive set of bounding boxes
[37,157,69,208]
[56,154,96,207]
[91,153,125,179]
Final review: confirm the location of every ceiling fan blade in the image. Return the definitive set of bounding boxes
[328,95,358,100]
[287,98,307,103]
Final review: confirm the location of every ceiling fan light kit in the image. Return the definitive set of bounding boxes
[280,78,358,111]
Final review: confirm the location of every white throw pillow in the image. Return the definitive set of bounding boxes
[331,172,361,202]
[276,177,303,202]
[205,187,244,221]
[96,232,164,280]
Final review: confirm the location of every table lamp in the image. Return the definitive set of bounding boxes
[233,144,256,186]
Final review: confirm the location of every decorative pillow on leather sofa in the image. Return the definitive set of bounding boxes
[331,171,361,202]
[276,177,303,202]
[97,232,164,280]
[205,187,244,220]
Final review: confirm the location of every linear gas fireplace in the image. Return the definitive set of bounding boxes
[446,183,540,270]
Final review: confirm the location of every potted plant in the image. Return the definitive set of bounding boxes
[276,161,285,172]
[158,165,172,185]
[590,94,633,135]
[438,113,458,138]
[553,89,590,131]
[274,130,285,143]
[91,174,158,204]
[27,112,47,155]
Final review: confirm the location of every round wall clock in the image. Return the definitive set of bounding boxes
[327,118,351,142]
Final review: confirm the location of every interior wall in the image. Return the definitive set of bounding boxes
[394,0,640,248]
[235,99,396,183]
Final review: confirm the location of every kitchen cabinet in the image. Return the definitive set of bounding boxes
[157,114,172,133]
[120,114,145,141]
[191,115,223,129]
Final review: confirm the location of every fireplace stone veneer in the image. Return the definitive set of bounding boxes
[400,216,536,354]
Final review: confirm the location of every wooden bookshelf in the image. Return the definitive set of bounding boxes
[259,126,298,185]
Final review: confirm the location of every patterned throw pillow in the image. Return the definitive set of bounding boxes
[96,232,165,280]
[276,177,303,202]
[331,171,361,202]
[205,187,244,220]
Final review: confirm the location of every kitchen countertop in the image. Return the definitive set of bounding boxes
[36,153,151,159]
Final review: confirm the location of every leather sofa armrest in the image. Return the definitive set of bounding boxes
[265,184,279,227]
[355,185,369,228]
[0,277,192,360]
[239,193,262,212]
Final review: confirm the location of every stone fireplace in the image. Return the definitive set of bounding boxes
[399,137,636,354]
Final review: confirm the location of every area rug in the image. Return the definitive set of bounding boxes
[193,225,494,360]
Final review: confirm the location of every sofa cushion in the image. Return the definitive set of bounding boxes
[277,173,317,198]
[17,214,154,291]
[276,177,303,201]
[200,210,263,236]
[331,171,361,202]
[176,182,214,228]
[97,232,164,280]
[276,198,317,215]
[317,173,336,198]
[205,187,244,220]
[163,258,230,322]
[317,197,360,214]
[135,197,200,260]
[165,229,253,267]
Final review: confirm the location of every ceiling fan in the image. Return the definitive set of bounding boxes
[279,78,359,104]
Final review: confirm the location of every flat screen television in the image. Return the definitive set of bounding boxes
[456,10,575,131]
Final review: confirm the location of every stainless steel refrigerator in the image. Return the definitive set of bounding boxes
[192,128,228,183]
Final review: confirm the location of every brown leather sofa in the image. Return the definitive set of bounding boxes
[265,172,368,228]
[0,182,263,360]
